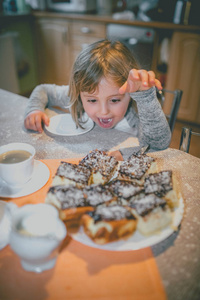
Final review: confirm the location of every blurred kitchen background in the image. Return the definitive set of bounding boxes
[0,0,200,156]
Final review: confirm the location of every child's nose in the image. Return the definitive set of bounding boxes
[100,103,109,115]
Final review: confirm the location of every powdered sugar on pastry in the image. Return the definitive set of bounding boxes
[130,194,172,236]
[83,184,116,206]
[109,180,143,200]
[144,170,179,208]
[52,161,92,187]
[118,154,156,183]
[79,149,118,184]
[82,205,137,244]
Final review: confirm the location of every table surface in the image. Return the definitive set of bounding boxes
[0,89,200,300]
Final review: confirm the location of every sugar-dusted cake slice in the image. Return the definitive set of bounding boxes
[45,183,116,223]
[83,184,117,207]
[130,194,172,236]
[52,161,92,188]
[108,179,144,205]
[144,170,179,208]
[79,149,118,185]
[82,205,137,245]
[117,154,157,184]
[45,185,92,222]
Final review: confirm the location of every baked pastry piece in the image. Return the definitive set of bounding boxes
[117,154,157,184]
[82,205,137,244]
[130,194,172,236]
[45,184,116,223]
[45,185,91,222]
[144,170,179,208]
[52,161,92,187]
[108,179,144,205]
[83,184,116,206]
[79,149,118,185]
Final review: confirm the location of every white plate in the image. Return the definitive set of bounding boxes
[45,114,94,136]
[72,197,184,251]
[0,161,50,198]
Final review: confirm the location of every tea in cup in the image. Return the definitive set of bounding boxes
[0,143,35,187]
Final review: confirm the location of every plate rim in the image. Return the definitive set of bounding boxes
[45,114,94,136]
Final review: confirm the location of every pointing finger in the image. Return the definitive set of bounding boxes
[119,81,128,94]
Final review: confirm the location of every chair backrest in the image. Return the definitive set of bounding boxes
[179,127,200,153]
[157,89,183,132]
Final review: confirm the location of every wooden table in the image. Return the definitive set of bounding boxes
[0,89,200,300]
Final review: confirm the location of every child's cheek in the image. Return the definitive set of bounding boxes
[83,106,96,121]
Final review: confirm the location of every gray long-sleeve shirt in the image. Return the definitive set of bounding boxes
[25,84,171,158]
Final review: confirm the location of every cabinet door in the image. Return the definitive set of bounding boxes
[164,32,200,123]
[71,20,106,61]
[35,18,70,85]
[1,20,38,95]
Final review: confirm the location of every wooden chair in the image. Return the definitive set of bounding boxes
[179,127,200,153]
[157,88,183,132]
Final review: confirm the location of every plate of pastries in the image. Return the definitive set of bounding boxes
[45,149,184,251]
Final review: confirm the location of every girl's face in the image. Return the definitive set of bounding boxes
[80,77,130,129]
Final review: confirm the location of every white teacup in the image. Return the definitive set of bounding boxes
[0,143,35,187]
[9,203,67,273]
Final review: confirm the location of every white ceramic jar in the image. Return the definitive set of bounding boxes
[9,203,67,273]
[0,201,16,249]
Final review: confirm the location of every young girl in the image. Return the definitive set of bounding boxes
[24,39,171,158]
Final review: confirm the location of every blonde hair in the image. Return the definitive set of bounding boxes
[69,39,139,127]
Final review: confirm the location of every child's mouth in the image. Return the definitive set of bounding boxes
[98,118,113,128]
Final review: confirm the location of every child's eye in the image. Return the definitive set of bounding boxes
[111,99,120,103]
[87,99,97,103]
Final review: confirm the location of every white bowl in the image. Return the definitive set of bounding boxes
[9,203,67,273]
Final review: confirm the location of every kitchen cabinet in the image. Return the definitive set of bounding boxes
[32,11,200,124]
[71,20,106,61]
[0,17,38,96]
[34,18,106,85]
[164,31,200,124]
[35,18,71,85]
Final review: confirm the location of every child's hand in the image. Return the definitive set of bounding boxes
[119,69,162,94]
[24,110,49,133]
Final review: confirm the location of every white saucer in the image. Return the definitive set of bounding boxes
[0,161,50,198]
[45,114,94,136]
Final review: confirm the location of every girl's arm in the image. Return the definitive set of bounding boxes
[118,69,171,153]
[24,84,70,132]
[109,89,171,160]
[130,87,171,150]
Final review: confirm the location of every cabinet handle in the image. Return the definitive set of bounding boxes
[81,27,92,34]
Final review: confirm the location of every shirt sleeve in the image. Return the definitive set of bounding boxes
[24,84,70,117]
[128,86,171,151]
